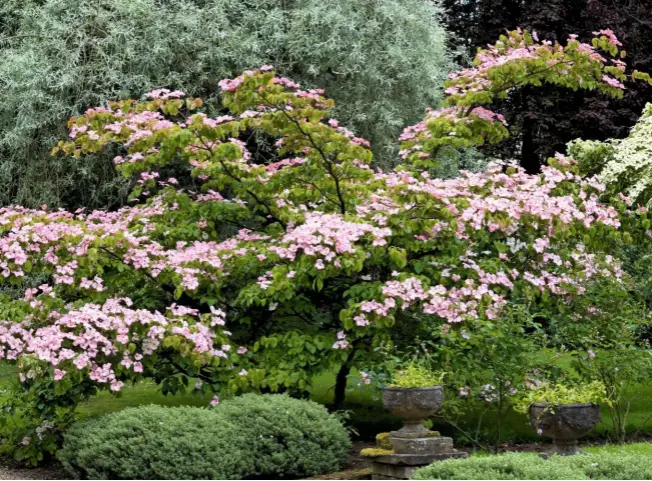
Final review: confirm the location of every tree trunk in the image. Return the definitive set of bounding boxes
[521,114,540,174]
[333,349,356,409]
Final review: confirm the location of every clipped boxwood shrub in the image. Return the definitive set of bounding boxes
[217,394,351,478]
[57,405,254,479]
[412,451,652,480]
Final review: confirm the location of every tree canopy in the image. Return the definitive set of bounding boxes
[0,29,648,463]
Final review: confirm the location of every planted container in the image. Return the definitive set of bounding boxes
[382,386,443,438]
[530,402,601,456]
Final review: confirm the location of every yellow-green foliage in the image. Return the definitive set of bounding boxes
[513,381,610,414]
[388,365,445,388]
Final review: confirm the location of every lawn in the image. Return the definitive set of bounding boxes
[0,360,652,446]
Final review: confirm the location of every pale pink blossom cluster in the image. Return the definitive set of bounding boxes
[445,28,618,100]
[269,212,391,265]
[339,160,624,334]
[593,29,623,47]
[0,298,234,392]
[265,157,307,173]
[72,107,177,149]
[398,106,506,159]
[218,70,254,92]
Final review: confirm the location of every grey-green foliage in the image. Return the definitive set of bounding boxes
[58,397,351,479]
[281,0,453,166]
[569,102,652,206]
[0,0,453,209]
[434,147,489,178]
[412,451,652,480]
[57,405,254,479]
[217,393,352,478]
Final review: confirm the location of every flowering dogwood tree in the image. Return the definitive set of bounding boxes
[0,29,648,462]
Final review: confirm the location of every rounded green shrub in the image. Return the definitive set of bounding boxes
[57,405,254,479]
[217,394,351,478]
[412,450,652,480]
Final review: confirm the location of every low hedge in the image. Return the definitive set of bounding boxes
[412,451,652,480]
[57,405,253,479]
[217,393,352,478]
[58,394,351,479]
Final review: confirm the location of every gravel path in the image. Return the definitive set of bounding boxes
[0,464,67,480]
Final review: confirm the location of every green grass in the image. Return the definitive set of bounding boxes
[584,442,652,455]
[1,360,652,446]
[77,381,213,419]
[463,442,652,458]
[0,362,212,420]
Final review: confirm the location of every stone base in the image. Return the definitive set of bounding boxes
[371,462,420,480]
[389,435,454,454]
[371,445,468,480]
[540,439,582,458]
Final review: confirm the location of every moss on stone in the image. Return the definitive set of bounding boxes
[360,448,395,458]
[376,432,392,449]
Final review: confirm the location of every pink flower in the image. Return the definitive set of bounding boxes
[593,29,622,47]
[533,238,549,253]
[54,369,66,381]
[110,380,124,392]
[210,395,220,407]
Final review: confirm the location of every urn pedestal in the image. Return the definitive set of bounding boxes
[530,403,601,457]
[366,386,467,480]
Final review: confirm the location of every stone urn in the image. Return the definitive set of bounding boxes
[382,386,444,438]
[530,403,601,456]
[370,386,465,479]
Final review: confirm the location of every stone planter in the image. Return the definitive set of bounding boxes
[530,403,601,456]
[382,386,444,439]
[372,386,465,479]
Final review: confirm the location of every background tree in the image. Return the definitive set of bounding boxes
[443,0,652,172]
[0,0,453,210]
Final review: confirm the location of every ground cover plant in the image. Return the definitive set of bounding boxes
[412,443,652,479]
